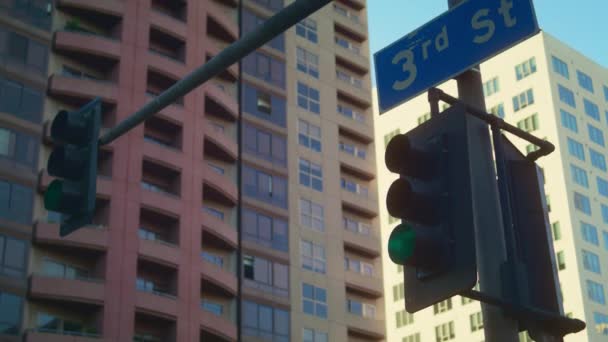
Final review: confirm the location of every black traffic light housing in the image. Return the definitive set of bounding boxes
[386,104,477,312]
[44,98,101,237]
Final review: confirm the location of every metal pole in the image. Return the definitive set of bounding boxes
[98,0,333,146]
[447,1,520,341]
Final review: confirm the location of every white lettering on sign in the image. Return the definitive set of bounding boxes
[390,0,520,93]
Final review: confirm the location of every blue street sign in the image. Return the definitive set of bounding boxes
[375,0,539,114]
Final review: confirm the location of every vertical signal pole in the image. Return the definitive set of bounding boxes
[447,1,520,341]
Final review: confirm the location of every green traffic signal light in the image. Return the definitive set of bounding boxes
[388,223,416,265]
[44,180,63,212]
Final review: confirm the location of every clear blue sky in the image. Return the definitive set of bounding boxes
[368,0,608,82]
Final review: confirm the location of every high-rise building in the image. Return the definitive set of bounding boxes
[0,0,385,341]
[375,31,608,342]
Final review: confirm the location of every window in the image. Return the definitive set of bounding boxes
[516,114,539,132]
[604,231,608,251]
[552,56,569,78]
[590,149,607,171]
[599,177,608,197]
[301,240,326,274]
[243,208,288,252]
[339,141,366,159]
[243,301,289,341]
[603,205,608,224]
[526,144,539,154]
[201,251,223,267]
[243,52,285,88]
[336,69,362,88]
[574,192,591,215]
[584,99,600,121]
[0,76,43,123]
[297,47,319,78]
[0,233,27,278]
[594,312,608,335]
[296,18,318,43]
[384,129,401,148]
[203,206,224,221]
[345,256,374,276]
[346,299,376,318]
[3,30,49,75]
[552,222,562,241]
[483,77,499,96]
[571,164,588,187]
[512,89,534,112]
[298,119,321,152]
[557,251,566,270]
[335,36,360,54]
[433,299,452,314]
[515,57,537,80]
[243,166,287,209]
[303,328,327,342]
[558,85,576,108]
[577,70,594,93]
[489,103,505,118]
[337,103,365,123]
[243,83,286,127]
[393,283,404,301]
[581,222,599,245]
[587,280,606,304]
[560,110,578,132]
[582,250,601,274]
[243,255,289,297]
[0,126,37,169]
[297,82,320,114]
[243,123,287,166]
[42,258,89,280]
[302,283,327,318]
[343,216,371,235]
[470,312,484,332]
[300,198,324,231]
[299,158,323,191]
[403,333,421,342]
[417,112,431,125]
[396,309,414,328]
[0,291,21,335]
[242,9,284,51]
[567,138,585,161]
[435,321,455,341]
[0,180,33,225]
[604,85,608,101]
[202,300,223,316]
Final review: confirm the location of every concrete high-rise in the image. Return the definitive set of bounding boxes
[0,0,384,341]
[375,31,608,342]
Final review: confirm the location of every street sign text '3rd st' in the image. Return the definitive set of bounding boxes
[374,0,539,113]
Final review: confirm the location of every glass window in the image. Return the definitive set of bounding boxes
[341,177,368,197]
[243,123,287,166]
[298,119,321,152]
[337,103,365,123]
[303,328,328,342]
[574,192,591,215]
[433,299,453,314]
[590,149,607,171]
[594,312,608,335]
[435,321,456,341]
[302,283,327,318]
[201,300,223,316]
[557,251,566,270]
[599,177,608,197]
[516,113,539,132]
[243,208,288,252]
[483,77,499,96]
[604,85,608,102]
[602,204,608,224]
[604,231,608,251]
[243,255,289,297]
[403,333,421,342]
[552,222,562,241]
[243,300,290,341]
[587,280,606,304]
[0,76,43,123]
[0,233,27,278]
[384,129,401,148]
[296,18,318,43]
[300,198,324,231]
[552,56,569,79]
[242,9,284,51]
[577,70,594,93]
[243,83,286,127]
[296,47,319,78]
[243,52,285,88]
[560,110,577,133]
[558,84,576,108]
[470,312,484,332]
[417,112,431,125]
[393,283,404,301]
[0,291,22,335]
[571,164,588,188]
[584,99,600,121]
[515,57,537,80]
[489,103,505,118]
[301,240,325,274]
[512,89,534,112]
[567,138,585,161]
[395,309,414,328]
[299,158,323,191]
[297,82,320,114]
[581,222,599,245]
[582,250,601,274]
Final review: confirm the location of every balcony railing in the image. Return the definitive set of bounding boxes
[143,135,179,151]
[141,181,179,198]
[28,328,101,339]
[37,271,104,284]
[151,7,186,22]
[149,48,184,64]
[1,1,52,30]
[136,286,177,300]
[333,4,363,26]
[344,221,372,237]
[62,24,119,41]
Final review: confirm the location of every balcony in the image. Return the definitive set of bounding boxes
[29,274,104,305]
[138,236,180,268]
[335,49,369,76]
[201,259,237,296]
[200,310,237,342]
[341,188,378,218]
[150,8,187,41]
[34,222,108,251]
[205,83,238,121]
[142,139,183,171]
[206,43,239,82]
[57,0,124,19]
[339,151,375,181]
[334,17,367,43]
[336,0,365,10]
[48,74,118,105]
[39,168,112,198]
[135,289,178,320]
[343,229,380,258]
[147,50,187,81]
[346,315,385,340]
[201,211,237,249]
[336,77,371,110]
[25,330,101,342]
[53,30,120,61]
[207,4,238,43]
[204,120,237,162]
[204,165,237,206]
[345,272,383,298]
[336,113,373,144]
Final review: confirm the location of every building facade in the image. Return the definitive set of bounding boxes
[0,0,384,341]
[375,32,608,342]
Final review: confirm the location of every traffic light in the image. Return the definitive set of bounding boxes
[386,104,477,312]
[44,98,101,237]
